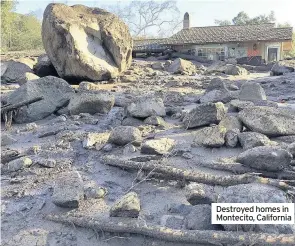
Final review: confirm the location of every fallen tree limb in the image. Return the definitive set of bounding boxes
[102,156,295,193]
[197,161,295,180]
[46,214,295,246]
[1,96,44,113]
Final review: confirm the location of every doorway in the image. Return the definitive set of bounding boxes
[268,47,278,62]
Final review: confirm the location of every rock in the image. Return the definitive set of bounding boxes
[1,60,33,84]
[127,97,166,118]
[238,106,295,136]
[34,158,56,168]
[151,62,164,70]
[122,117,143,127]
[83,132,110,149]
[228,99,254,112]
[102,143,113,152]
[238,132,273,150]
[183,102,226,129]
[143,116,166,126]
[68,92,115,115]
[25,122,38,131]
[78,81,97,91]
[239,82,266,101]
[218,115,243,132]
[18,72,40,85]
[225,128,240,147]
[236,146,292,171]
[33,54,58,77]
[3,157,33,173]
[42,4,132,81]
[52,171,84,208]
[205,78,227,93]
[141,138,175,155]
[224,64,248,75]
[192,125,226,147]
[287,142,295,156]
[7,76,74,123]
[167,203,193,216]
[200,89,232,103]
[84,182,107,199]
[110,192,140,218]
[1,133,17,146]
[217,183,294,234]
[166,58,196,75]
[185,205,220,230]
[109,126,142,146]
[185,183,215,205]
[271,61,294,76]
[160,215,185,229]
[123,144,137,155]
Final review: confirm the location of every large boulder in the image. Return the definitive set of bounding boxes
[200,89,232,104]
[217,183,294,234]
[33,54,58,77]
[110,192,140,218]
[7,76,75,123]
[238,106,295,136]
[218,115,243,132]
[238,132,273,150]
[166,58,196,75]
[271,61,294,76]
[192,125,226,147]
[141,138,175,155]
[236,146,292,171]
[239,82,266,101]
[42,4,132,81]
[1,60,34,84]
[68,92,115,115]
[127,97,166,118]
[109,126,142,146]
[183,102,225,129]
[224,64,248,75]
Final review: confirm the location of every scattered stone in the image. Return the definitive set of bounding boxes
[7,76,74,123]
[239,82,266,101]
[224,64,248,75]
[218,115,243,132]
[82,132,110,149]
[185,205,220,230]
[127,97,166,118]
[110,192,140,218]
[1,60,33,84]
[68,92,115,115]
[84,182,107,199]
[185,183,215,205]
[160,215,185,229]
[236,146,292,171]
[151,62,164,70]
[225,128,240,147]
[287,142,295,156]
[123,144,137,155]
[3,157,33,173]
[192,125,226,147]
[271,61,294,76]
[166,58,196,75]
[109,126,142,146]
[200,89,232,103]
[143,116,166,126]
[25,122,38,131]
[238,106,295,136]
[34,158,56,168]
[52,171,84,208]
[228,99,254,112]
[217,183,294,233]
[141,138,175,155]
[78,81,97,91]
[183,102,225,129]
[205,78,227,92]
[101,143,113,152]
[43,4,132,81]
[1,133,17,146]
[238,132,273,150]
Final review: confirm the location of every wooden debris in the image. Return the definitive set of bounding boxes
[46,214,295,246]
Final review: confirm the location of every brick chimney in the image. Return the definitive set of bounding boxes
[183,12,190,29]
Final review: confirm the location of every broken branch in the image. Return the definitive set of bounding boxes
[1,96,44,113]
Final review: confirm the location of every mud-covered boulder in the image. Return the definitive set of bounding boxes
[68,92,114,115]
[110,192,140,218]
[167,58,196,75]
[238,132,273,149]
[192,125,226,147]
[238,106,295,136]
[7,76,75,123]
[271,61,294,76]
[200,89,232,103]
[224,64,248,75]
[109,126,142,146]
[183,102,225,129]
[217,183,294,234]
[205,78,227,93]
[185,183,215,205]
[127,97,166,118]
[218,115,243,132]
[141,138,175,155]
[1,60,34,84]
[239,82,266,101]
[42,4,132,81]
[236,146,292,171]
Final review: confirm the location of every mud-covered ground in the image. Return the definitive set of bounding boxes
[1,58,295,246]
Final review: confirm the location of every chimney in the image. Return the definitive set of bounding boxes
[183,12,190,29]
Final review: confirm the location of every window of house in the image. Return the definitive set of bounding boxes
[197,47,225,60]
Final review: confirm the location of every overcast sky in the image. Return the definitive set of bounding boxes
[16,0,295,28]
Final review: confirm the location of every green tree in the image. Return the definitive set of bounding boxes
[215,11,276,26]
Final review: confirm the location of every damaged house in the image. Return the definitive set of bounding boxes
[134,12,293,65]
